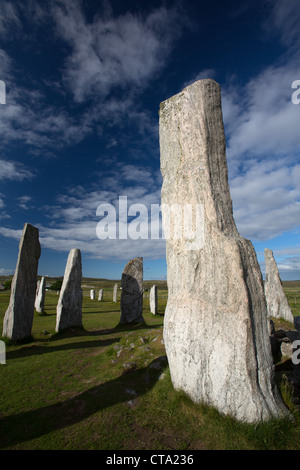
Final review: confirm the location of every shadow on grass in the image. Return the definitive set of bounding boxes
[6,336,120,360]
[0,356,168,449]
[5,321,162,360]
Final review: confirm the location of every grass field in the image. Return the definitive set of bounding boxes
[0,279,299,450]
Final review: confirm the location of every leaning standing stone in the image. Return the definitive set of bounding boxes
[2,223,41,341]
[159,79,290,423]
[35,276,46,313]
[150,285,158,315]
[264,248,294,323]
[120,257,144,324]
[56,249,82,332]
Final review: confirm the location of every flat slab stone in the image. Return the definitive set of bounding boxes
[56,249,82,332]
[2,223,41,341]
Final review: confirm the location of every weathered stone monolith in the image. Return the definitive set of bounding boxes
[264,248,294,323]
[159,79,290,422]
[150,285,158,315]
[113,283,118,302]
[56,249,82,332]
[120,257,144,324]
[2,223,41,341]
[90,289,95,300]
[98,289,104,301]
[35,276,46,313]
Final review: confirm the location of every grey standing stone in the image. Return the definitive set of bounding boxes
[90,289,95,300]
[120,257,144,324]
[55,249,82,332]
[264,248,294,323]
[35,276,46,313]
[2,223,41,341]
[98,289,104,301]
[159,79,290,423]
[113,283,118,302]
[150,285,158,315]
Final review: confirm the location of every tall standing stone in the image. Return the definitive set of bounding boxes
[98,289,104,301]
[159,79,290,422]
[264,248,294,323]
[2,223,41,341]
[90,289,95,300]
[120,257,144,324]
[35,276,46,313]
[56,249,82,332]
[113,283,118,302]
[150,285,158,315]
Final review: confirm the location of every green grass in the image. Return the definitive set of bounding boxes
[283,282,300,317]
[0,282,299,450]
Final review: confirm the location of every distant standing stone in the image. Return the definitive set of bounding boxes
[120,257,144,324]
[113,283,118,302]
[35,276,46,313]
[56,249,82,332]
[264,248,294,323]
[98,289,103,301]
[150,285,158,315]
[90,289,95,300]
[2,223,41,341]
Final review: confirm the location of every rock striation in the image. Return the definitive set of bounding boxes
[56,249,82,332]
[159,79,290,422]
[120,257,144,324]
[2,223,41,341]
[264,248,294,324]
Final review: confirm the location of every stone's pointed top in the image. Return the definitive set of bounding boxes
[264,248,294,323]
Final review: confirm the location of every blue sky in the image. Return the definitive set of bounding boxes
[0,0,299,281]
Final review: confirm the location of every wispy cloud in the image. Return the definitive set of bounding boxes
[0,158,35,181]
[1,162,164,261]
[52,0,183,102]
[0,0,184,154]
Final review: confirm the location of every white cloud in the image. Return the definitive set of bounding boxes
[0,158,35,181]
[52,0,183,102]
[17,195,33,210]
[230,159,300,240]
[0,162,165,261]
[223,63,300,165]
[264,0,300,50]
